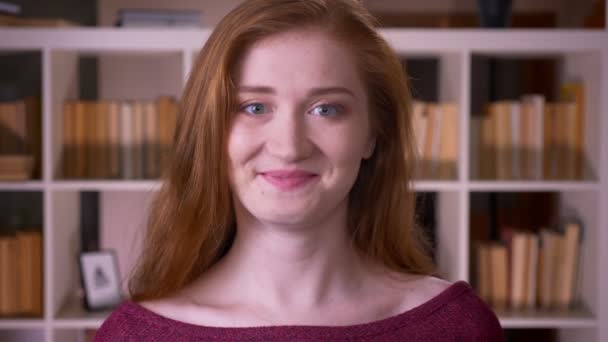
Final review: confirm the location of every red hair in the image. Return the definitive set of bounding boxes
[129,0,435,301]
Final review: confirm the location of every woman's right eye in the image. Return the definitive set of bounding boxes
[240,103,269,115]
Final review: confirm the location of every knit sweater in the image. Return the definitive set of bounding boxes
[93,281,504,341]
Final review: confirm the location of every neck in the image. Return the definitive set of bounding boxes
[218,200,367,311]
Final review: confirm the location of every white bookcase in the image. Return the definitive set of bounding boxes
[0,27,606,342]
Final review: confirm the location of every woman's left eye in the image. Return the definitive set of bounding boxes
[309,104,342,117]
[240,102,269,115]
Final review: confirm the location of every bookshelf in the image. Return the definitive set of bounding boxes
[0,27,606,342]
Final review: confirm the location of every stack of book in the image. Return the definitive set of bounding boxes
[0,229,43,317]
[0,0,77,27]
[472,82,586,180]
[0,155,33,180]
[0,96,41,180]
[115,8,202,28]
[412,101,459,180]
[85,329,97,342]
[61,96,178,180]
[475,221,583,311]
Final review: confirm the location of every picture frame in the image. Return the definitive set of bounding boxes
[79,249,123,311]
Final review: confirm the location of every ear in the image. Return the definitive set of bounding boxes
[362,136,376,160]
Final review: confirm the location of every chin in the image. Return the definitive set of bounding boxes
[253,204,320,227]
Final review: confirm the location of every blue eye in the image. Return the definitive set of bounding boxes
[241,103,268,115]
[310,104,342,117]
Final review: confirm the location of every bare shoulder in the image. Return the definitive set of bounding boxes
[137,294,194,323]
[407,275,454,296]
[378,273,455,314]
[135,279,240,327]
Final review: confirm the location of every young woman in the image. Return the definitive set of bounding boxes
[94,0,503,340]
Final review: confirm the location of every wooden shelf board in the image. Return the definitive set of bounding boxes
[0,319,45,329]
[0,181,45,191]
[497,306,596,328]
[468,180,599,192]
[412,180,461,191]
[54,296,113,329]
[0,28,605,53]
[50,180,161,192]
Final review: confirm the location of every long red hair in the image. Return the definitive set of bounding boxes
[129,0,435,301]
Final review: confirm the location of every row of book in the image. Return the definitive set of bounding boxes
[0,96,41,180]
[0,1,77,27]
[0,229,43,317]
[412,102,459,180]
[115,8,202,28]
[474,221,582,311]
[472,83,586,180]
[61,96,177,179]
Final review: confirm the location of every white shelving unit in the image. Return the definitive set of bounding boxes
[0,27,606,342]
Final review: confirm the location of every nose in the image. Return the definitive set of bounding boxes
[265,110,312,162]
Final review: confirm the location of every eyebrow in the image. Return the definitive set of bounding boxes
[238,86,355,98]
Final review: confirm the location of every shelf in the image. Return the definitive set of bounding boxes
[468,181,600,192]
[0,181,45,191]
[54,296,112,329]
[50,180,161,192]
[0,20,605,342]
[412,180,461,191]
[0,28,605,53]
[497,306,596,329]
[0,319,45,329]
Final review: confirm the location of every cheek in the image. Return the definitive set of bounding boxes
[227,122,255,167]
[319,121,371,165]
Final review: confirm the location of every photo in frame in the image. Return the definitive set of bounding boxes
[79,250,123,311]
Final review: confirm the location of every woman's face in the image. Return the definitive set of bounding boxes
[228,29,375,227]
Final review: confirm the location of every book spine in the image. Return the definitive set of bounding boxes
[120,101,133,179]
[62,101,74,179]
[74,101,88,179]
[108,101,121,179]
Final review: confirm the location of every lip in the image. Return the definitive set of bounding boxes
[259,170,319,191]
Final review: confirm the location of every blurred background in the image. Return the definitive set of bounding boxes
[0,0,606,341]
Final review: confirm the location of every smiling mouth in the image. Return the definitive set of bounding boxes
[259,170,319,191]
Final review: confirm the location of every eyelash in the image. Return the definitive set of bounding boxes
[240,102,269,115]
[309,103,344,117]
[239,102,345,117]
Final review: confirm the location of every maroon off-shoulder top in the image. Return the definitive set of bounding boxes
[93,281,504,341]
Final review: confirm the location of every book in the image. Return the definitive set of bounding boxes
[0,1,20,15]
[525,233,539,309]
[96,101,110,179]
[0,234,18,315]
[120,101,134,179]
[560,82,585,179]
[479,111,496,179]
[489,243,509,309]
[108,101,121,179]
[411,101,426,173]
[510,231,528,309]
[116,8,202,28]
[16,230,42,316]
[0,13,78,27]
[132,101,144,179]
[475,242,492,304]
[61,97,177,180]
[555,221,582,309]
[538,228,560,309]
[74,101,88,178]
[470,116,481,180]
[422,103,437,179]
[438,103,458,180]
[144,101,158,179]
[520,94,544,180]
[157,96,177,174]
[62,101,75,178]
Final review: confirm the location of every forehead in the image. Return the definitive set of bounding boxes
[234,29,364,93]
